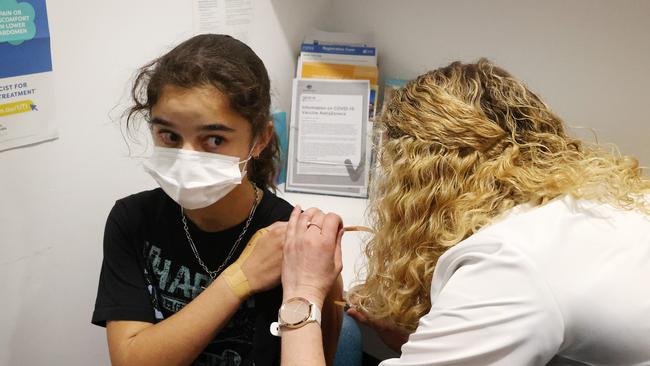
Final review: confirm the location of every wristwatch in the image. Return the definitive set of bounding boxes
[270,297,322,337]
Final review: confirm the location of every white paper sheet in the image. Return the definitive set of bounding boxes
[296,93,363,176]
[287,79,371,198]
[0,0,56,152]
[192,0,253,42]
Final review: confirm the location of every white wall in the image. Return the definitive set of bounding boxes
[0,0,329,364]
[2,0,650,364]
[328,0,650,166]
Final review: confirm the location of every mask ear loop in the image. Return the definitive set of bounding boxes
[239,140,258,178]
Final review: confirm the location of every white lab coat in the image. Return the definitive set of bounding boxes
[381,195,650,366]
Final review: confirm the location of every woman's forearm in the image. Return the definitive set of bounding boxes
[108,275,242,366]
[281,322,326,366]
[321,275,344,366]
[280,291,328,366]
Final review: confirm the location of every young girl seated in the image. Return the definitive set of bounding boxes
[92,34,341,366]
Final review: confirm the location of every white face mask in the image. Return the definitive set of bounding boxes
[143,146,255,209]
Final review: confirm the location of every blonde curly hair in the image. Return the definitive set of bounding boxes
[349,58,650,331]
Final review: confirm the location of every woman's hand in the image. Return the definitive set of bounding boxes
[346,308,411,353]
[282,206,344,306]
[238,221,287,293]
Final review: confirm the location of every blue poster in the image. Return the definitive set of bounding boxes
[0,0,51,78]
[273,111,288,185]
[0,0,55,151]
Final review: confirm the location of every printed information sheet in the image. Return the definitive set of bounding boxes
[192,0,253,42]
[296,93,363,176]
[287,79,371,197]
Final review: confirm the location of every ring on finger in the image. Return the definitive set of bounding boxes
[307,221,322,230]
[306,221,323,231]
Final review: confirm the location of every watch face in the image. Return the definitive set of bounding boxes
[280,298,311,325]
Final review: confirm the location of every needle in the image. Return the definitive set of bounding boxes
[333,300,352,311]
[343,226,374,233]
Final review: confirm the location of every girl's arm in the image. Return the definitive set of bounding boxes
[107,222,287,366]
[107,275,242,366]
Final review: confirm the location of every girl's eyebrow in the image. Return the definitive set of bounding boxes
[149,117,176,128]
[201,123,235,132]
[149,117,235,132]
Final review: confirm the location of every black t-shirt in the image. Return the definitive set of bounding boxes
[92,187,293,366]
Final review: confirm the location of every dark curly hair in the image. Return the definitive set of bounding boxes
[126,34,279,190]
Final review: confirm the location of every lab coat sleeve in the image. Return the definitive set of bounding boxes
[380,240,565,366]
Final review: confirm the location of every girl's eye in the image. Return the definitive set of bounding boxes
[159,131,181,146]
[205,135,224,149]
